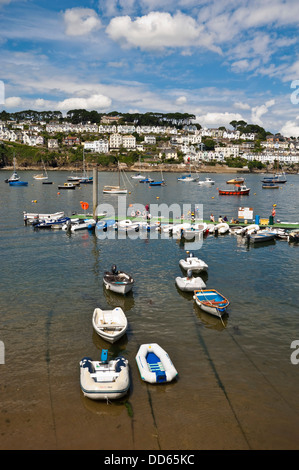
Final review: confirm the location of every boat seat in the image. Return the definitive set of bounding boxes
[202,299,226,305]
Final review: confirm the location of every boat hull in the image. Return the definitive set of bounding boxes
[135,343,178,384]
[226,178,244,184]
[9,181,28,186]
[249,231,277,243]
[218,189,250,195]
[79,356,130,400]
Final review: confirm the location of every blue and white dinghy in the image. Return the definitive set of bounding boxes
[79,350,130,401]
[135,343,178,384]
[193,289,229,318]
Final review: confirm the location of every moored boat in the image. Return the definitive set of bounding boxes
[149,180,166,186]
[262,182,279,189]
[61,218,96,232]
[135,343,178,384]
[58,182,76,190]
[193,289,229,318]
[248,229,277,243]
[103,265,134,294]
[5,156,20,183]
[24,211,65,224]
[226,177,244,184]
[198,177,215,185]
[177,174,196,182]
[79,351,130,400]
[139,177,154,183]
[287,230,299,243]
[34,216,70,229]
[131,172,146,179]
[175,269,206,292]
[9,180,28,186]
[92,307,128,343]
[179,252,208,273]
[218,184,250,195]
[103,185,127,194]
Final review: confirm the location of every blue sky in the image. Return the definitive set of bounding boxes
[1,0,299,135]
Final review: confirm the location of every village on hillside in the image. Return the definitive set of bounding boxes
[0,111,299,171]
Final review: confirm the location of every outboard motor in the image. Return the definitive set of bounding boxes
[187,269,192,280]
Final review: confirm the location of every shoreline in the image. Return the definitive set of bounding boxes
[0,163,262,174]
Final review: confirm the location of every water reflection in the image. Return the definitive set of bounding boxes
[103,286,135,311]
[192,303,228,331]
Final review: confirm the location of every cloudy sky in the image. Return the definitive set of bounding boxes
[1,0,299,135]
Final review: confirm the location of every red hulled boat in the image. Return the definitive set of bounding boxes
[218,184,250,195]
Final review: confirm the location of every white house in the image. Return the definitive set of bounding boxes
[214,146,239,158]
[109,133,123,149]
[144,135,156,144]
[83,140,109,153]
[122,135,136,149]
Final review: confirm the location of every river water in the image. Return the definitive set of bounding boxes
[0,169,299,450]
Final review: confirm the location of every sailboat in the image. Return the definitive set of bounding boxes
[177,163,198,182]
[67,150,93,183]
[131,157,146,179]
[103,163,128,194]
[79,149,93,183]
[33,160,48,180]
[261,160,287,184]
[149,170,166,186]
[5,156,20,183]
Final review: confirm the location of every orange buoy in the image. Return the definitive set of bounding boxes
[80,201,89,210]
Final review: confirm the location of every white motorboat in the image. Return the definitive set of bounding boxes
[58,182,76,190]
[181,222,208,238]
[61,218,96,232]
[175,270,206,292]
[103,265,134,294]
[135,343,178,384]
[162,223,191,235]
[79,351,130,400]
[214,222,230,234]
[24,211,65,224]
[179,252,208,273]
[92,307,128,343]
[116,219,140,232]
[131,173,146,179]
[198,177,215,185]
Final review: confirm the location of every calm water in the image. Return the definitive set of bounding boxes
[1,169,299,450]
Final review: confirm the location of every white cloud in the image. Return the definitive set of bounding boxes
[175,96,187,105]
[57,94,112,111]
[106,11,221,53]
[64,8,102,36]
[195,112,244,128]
[234,101,251,110]
[280,117,299,137]
[251,99,275,126]
[5,96,23,108]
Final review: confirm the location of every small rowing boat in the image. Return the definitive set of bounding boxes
[92,307,128,343]
[193,289,229,318]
